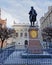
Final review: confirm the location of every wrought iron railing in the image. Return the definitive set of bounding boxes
[0,45,52,65]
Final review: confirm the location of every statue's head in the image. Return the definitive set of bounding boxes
[31,6,34,9]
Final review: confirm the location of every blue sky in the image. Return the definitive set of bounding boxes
[0,0,52,27]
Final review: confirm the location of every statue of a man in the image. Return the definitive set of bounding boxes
[29,6,37,26]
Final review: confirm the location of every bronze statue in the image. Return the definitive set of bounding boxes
[29,6,37,26]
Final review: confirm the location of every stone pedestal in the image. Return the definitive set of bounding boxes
[28,26,43,54]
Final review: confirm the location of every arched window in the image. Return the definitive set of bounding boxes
[25,40,28,45]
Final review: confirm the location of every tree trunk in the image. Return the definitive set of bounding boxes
[1,40,4,48]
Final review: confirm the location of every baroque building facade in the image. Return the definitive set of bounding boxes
[40,6,52,48]
[12,23,29,49]
[40,6,52,30]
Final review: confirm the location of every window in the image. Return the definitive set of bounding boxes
[25,28,27,31]
[16,33,18,37]
[18,43,20,44]
[25,40,28,45]
[24,32,27,37]
[20,33,23,37]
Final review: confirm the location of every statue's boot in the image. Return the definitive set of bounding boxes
[31,22,32,26]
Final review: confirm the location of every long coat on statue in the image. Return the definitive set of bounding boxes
[29,9,37,22]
